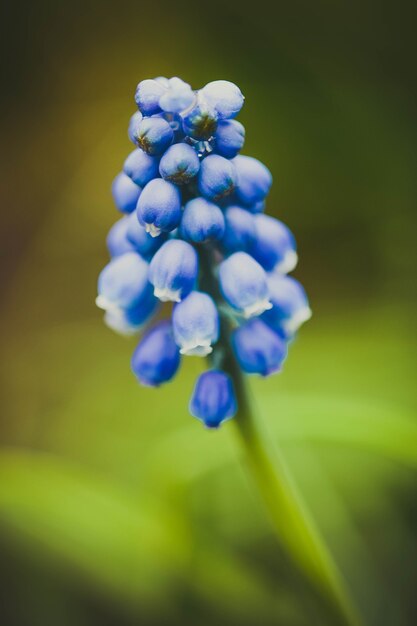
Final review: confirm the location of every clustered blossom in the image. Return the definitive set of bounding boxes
[97,76,312,429]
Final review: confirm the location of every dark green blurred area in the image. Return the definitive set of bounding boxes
[0,1,416,625]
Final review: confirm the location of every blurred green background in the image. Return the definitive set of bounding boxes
[1,0,416,624]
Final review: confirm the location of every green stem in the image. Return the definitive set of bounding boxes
[228,355,362,626]
[199,247,362,626]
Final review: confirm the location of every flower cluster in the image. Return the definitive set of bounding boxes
[97,77,311,429]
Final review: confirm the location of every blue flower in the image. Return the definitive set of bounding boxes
[134,117,174,156]
[172,291,219,356]
[123,148,160,188]
[189,370,237,428]
[251,214,298,273]
[221,205,256,254]
[219,251,272,318]
[125,212,167,258]
[159,143,200,185]
[136,179,182,237]
[149,239,198,302]
[128,111,143,145]
[134,78,165,115]
[181,92,218,140]
[181,197,225,243]
[214,120,245,159]
[106,217,136,257]
[98,75,311,427]
[96,252,152,311]
[111,172,141,214]
[198,154,236,202]
[232,318,287,376]
[261,274,312,338]
[233,155,272,206]
[201,80,244,120]
[131,320,181,386]
[159,77,195,114]
[104,292,159,336]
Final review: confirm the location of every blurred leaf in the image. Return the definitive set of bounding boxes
[0,449,188,608]
[0,449,310,624]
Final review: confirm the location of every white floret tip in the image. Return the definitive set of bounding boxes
[274,250,298,275]
[145,223,162,237]
[104,309,141,336]
[95,295,120,311]
[243,298,272,319]
[179,338,213,356]
[282,306,313,336]
[154,286,182,302]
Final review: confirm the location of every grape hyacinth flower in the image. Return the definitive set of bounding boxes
[251,214,298,273]
[181,91,218,140]
[106,216,136,258]
[198,154,236,202]
[172,291,219,356]
[131,320,180,386]
[181,197,225,243]
[261,274,312,338]
[214,120,245,159]
[219,252,272,318]
[190,370,237,428]
[134,116,174,155]
[96,78,365,626]
[233,154,272,206]
[123,148,160,187]
[97,76,311,428]
[149,239,198,302]
[111,172,141,214]
[96,252,152,311]
[232,318,288,376]
[136,178,182,236]
[221,205,256,254]
[159,143,200,184]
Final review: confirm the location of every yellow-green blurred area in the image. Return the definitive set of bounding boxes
[1,0,416,624]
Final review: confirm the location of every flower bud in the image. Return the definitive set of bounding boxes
[106,217,136,257]
[201,80,244,120]
[123,148,160,188]
[125,212,167,258]
[159,143,200,185]
[134,117,174,156]
[149,239,198,302]
[232,155,272,206]
[112,173,141,214]
[131,320,181,386]
[96,252,152,311]
[181,197,225,243]
[221,206,256,253]
[189,370,237,428]
[134,78,165,115]
[232,318,287,376]
[172,291,219,356]
[136,179,182,237]
[181,93,218,140]
[128,111,143,145]
[261,274,312,338]
[159,77,195,114]
[219,252,272,318]
[214,120,245,159]
[104,292,159,336]
[251,214,298,273]
[198,154,236,202]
